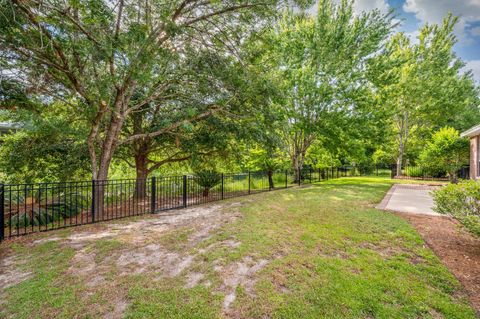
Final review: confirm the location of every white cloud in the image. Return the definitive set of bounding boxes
[352,0,389,14]
[403,0,480,44]
[306,0,390,16]
[471,26,480,36]
[405,30,420,44]
[463,60,480,83]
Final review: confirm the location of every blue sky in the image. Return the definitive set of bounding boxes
[308,0,480,82]
[368,0,480,82]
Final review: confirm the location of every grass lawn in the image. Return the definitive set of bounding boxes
[0,177,476,319]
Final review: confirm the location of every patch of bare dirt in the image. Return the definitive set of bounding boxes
[215,256,269,312]
[0,256,32,291]
[31,236,61,245]
[358,242,405,258]
[68,248,107,287]
[2,201,246,318]
[185,272,205,288]
[104,299,128,319]
[221,239,242,249]
[395,212,480,315]
[3,199,277,318]
[116,243,194,277]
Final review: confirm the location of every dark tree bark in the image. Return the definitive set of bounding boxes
[132,112,150,199]
[202,187,210,197]
[134,150,149,199]
[267,170,274,189]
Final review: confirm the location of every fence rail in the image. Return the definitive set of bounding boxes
[2,163,464,242]
[1,167,355,241]
[390,164,470,181]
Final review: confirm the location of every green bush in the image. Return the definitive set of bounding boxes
[422,166,447,178]
[419,127,469,183]
[8,209,59,228]
[405,166,424,177]
[433,180,480,236]
[194,170,222,197]
[7,194,87,229]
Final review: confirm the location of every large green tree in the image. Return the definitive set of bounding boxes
[0,0,297,182]
[373,16,479,176]
[255,0,394,181]
[0,0,307,217]
[117,48,277,183]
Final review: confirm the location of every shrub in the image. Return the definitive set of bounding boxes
[6,194,87,229]
[194,170,222,197]
[8,209,59,228]
[421,166,447,178]
[433,180,480,236]
[405,166,424,177]
[419,127,469,183]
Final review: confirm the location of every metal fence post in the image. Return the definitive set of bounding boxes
[248,171,251,194]
[298,170,301,186]
[91,179,96,223]
[0,183,4,242]
[183,175,187,208]
[285,170,288,188]
[151,176,156,213]
[221,173,224,200]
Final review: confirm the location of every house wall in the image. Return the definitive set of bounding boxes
[470,136,478,180]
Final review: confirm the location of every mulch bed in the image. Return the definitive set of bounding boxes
[395,212,480,316]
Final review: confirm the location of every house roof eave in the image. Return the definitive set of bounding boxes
[461,124,480,138]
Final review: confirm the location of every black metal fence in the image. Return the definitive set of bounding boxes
[1,167,353,241]
[390,164,470,181]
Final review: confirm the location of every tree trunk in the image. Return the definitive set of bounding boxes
[267,170,274,189]
[288,131,313,185]
[93,170,108,222]
[202,187,209,197]
[292,153,305,184]
[133,140,150,199]
[92,150,115,221]
[450,171,459,184]
[396,110,409,177]
[134,153,149,199]
[292,154,301,184]
[396,151,403,177]
[131,109,151,199]
[90,104,127,221]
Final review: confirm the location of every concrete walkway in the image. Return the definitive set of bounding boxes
[376,184,442,216]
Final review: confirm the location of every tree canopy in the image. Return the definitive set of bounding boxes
[250,0,395,180]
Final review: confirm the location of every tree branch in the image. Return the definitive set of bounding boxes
[119,107,218,144]
[147,150,217,172]
[181,3,263,27]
